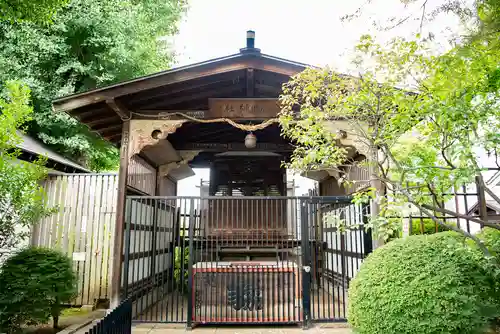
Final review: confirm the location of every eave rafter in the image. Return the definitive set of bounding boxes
[52,56,305,113]
[106,98,131,120]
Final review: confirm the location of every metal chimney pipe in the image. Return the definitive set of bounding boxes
[246,30,255,49]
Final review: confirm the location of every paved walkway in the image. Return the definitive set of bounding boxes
[132,323,352,333]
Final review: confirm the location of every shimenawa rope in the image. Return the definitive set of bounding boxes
[130,111,278,132]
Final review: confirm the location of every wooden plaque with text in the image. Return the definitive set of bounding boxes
[208,98,280,119]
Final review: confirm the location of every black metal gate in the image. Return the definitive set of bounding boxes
[121,196,371,328]
[300,197,372,327]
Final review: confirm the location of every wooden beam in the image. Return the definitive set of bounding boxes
[246,68,255,97]
[110,120,130,306]
[127,76,240,107]
[132,110,207,120]
[255,83,283,94]
[72,107,107,119]
[103,132,122,141]
[106,98,131,120]
[52,57,304,112]
[173,142,294,152]
[139,84,245,109]
[134,99,280,120]
[85,115,121,127]
[94,123,123,134]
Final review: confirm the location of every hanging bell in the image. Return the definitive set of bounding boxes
[244,132,257,149]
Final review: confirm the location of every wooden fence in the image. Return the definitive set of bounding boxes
[31,173,118,306]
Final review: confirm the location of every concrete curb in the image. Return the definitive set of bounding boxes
[57,310,107,334]
[57,319,97,334]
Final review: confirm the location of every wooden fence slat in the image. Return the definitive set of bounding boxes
[95,175,108,300]
[41,176,56,247]
[82,175,96,305]
[105,174,118,298]
[49,176,62,247]
[60,176,72,252]
[101,175,116,299]
[68,175,80,255]
[57,176,67,249]
[74,175,87,305]
[89,174,104,305]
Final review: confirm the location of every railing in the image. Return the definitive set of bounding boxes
[86,299,132,334]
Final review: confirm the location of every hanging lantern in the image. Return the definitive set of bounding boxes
[244,132,257,149]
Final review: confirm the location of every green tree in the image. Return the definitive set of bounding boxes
[0,0,69,24]
[279,3,500,256]
[0,81,52,261]
[0,0,187,171]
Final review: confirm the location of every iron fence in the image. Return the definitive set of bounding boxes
[397,176,500,236]
[121,196,372,327]
[86,299,132,334]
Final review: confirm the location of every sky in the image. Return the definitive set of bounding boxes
[172,0,465,69]
[172,0,466,196]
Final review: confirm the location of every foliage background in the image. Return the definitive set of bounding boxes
[0,82,53,262]
[0,0,187,171]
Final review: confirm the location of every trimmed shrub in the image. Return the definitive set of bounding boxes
[477,227,500,261]
[348,232,500,334]
[0,247,77,332]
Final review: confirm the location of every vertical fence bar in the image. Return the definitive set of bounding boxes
[149,198,158,322]
[85,298,133,334]
[123,198,133,300]
[362,203,373,256]
[187,198,195,329]
[300,199,311,329]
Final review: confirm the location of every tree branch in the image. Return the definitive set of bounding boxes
[419,0,428,33]
[382,177,494,259]
[411,198,493,259]
[484,185,500,207]
[421,203,500,231]
[374,150,494,258]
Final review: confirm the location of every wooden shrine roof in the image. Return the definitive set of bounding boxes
[52,41,312,146]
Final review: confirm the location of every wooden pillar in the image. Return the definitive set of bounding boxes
[109,118,186,307]
[110,120,131,307]
[476,175,488,228]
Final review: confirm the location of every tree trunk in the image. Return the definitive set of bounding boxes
[369,145,384,248]
[53,314,59,329]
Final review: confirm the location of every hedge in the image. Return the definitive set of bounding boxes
[348,232,499,334]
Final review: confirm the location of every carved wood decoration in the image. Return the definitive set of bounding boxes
[128,119,186,159]
[323,120,370,157]
[158,150,201,178]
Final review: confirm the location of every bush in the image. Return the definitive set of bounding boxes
[477,227,500,261]
[475,226,500,328]
[348,232,500,334]
[0,247,77,332]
